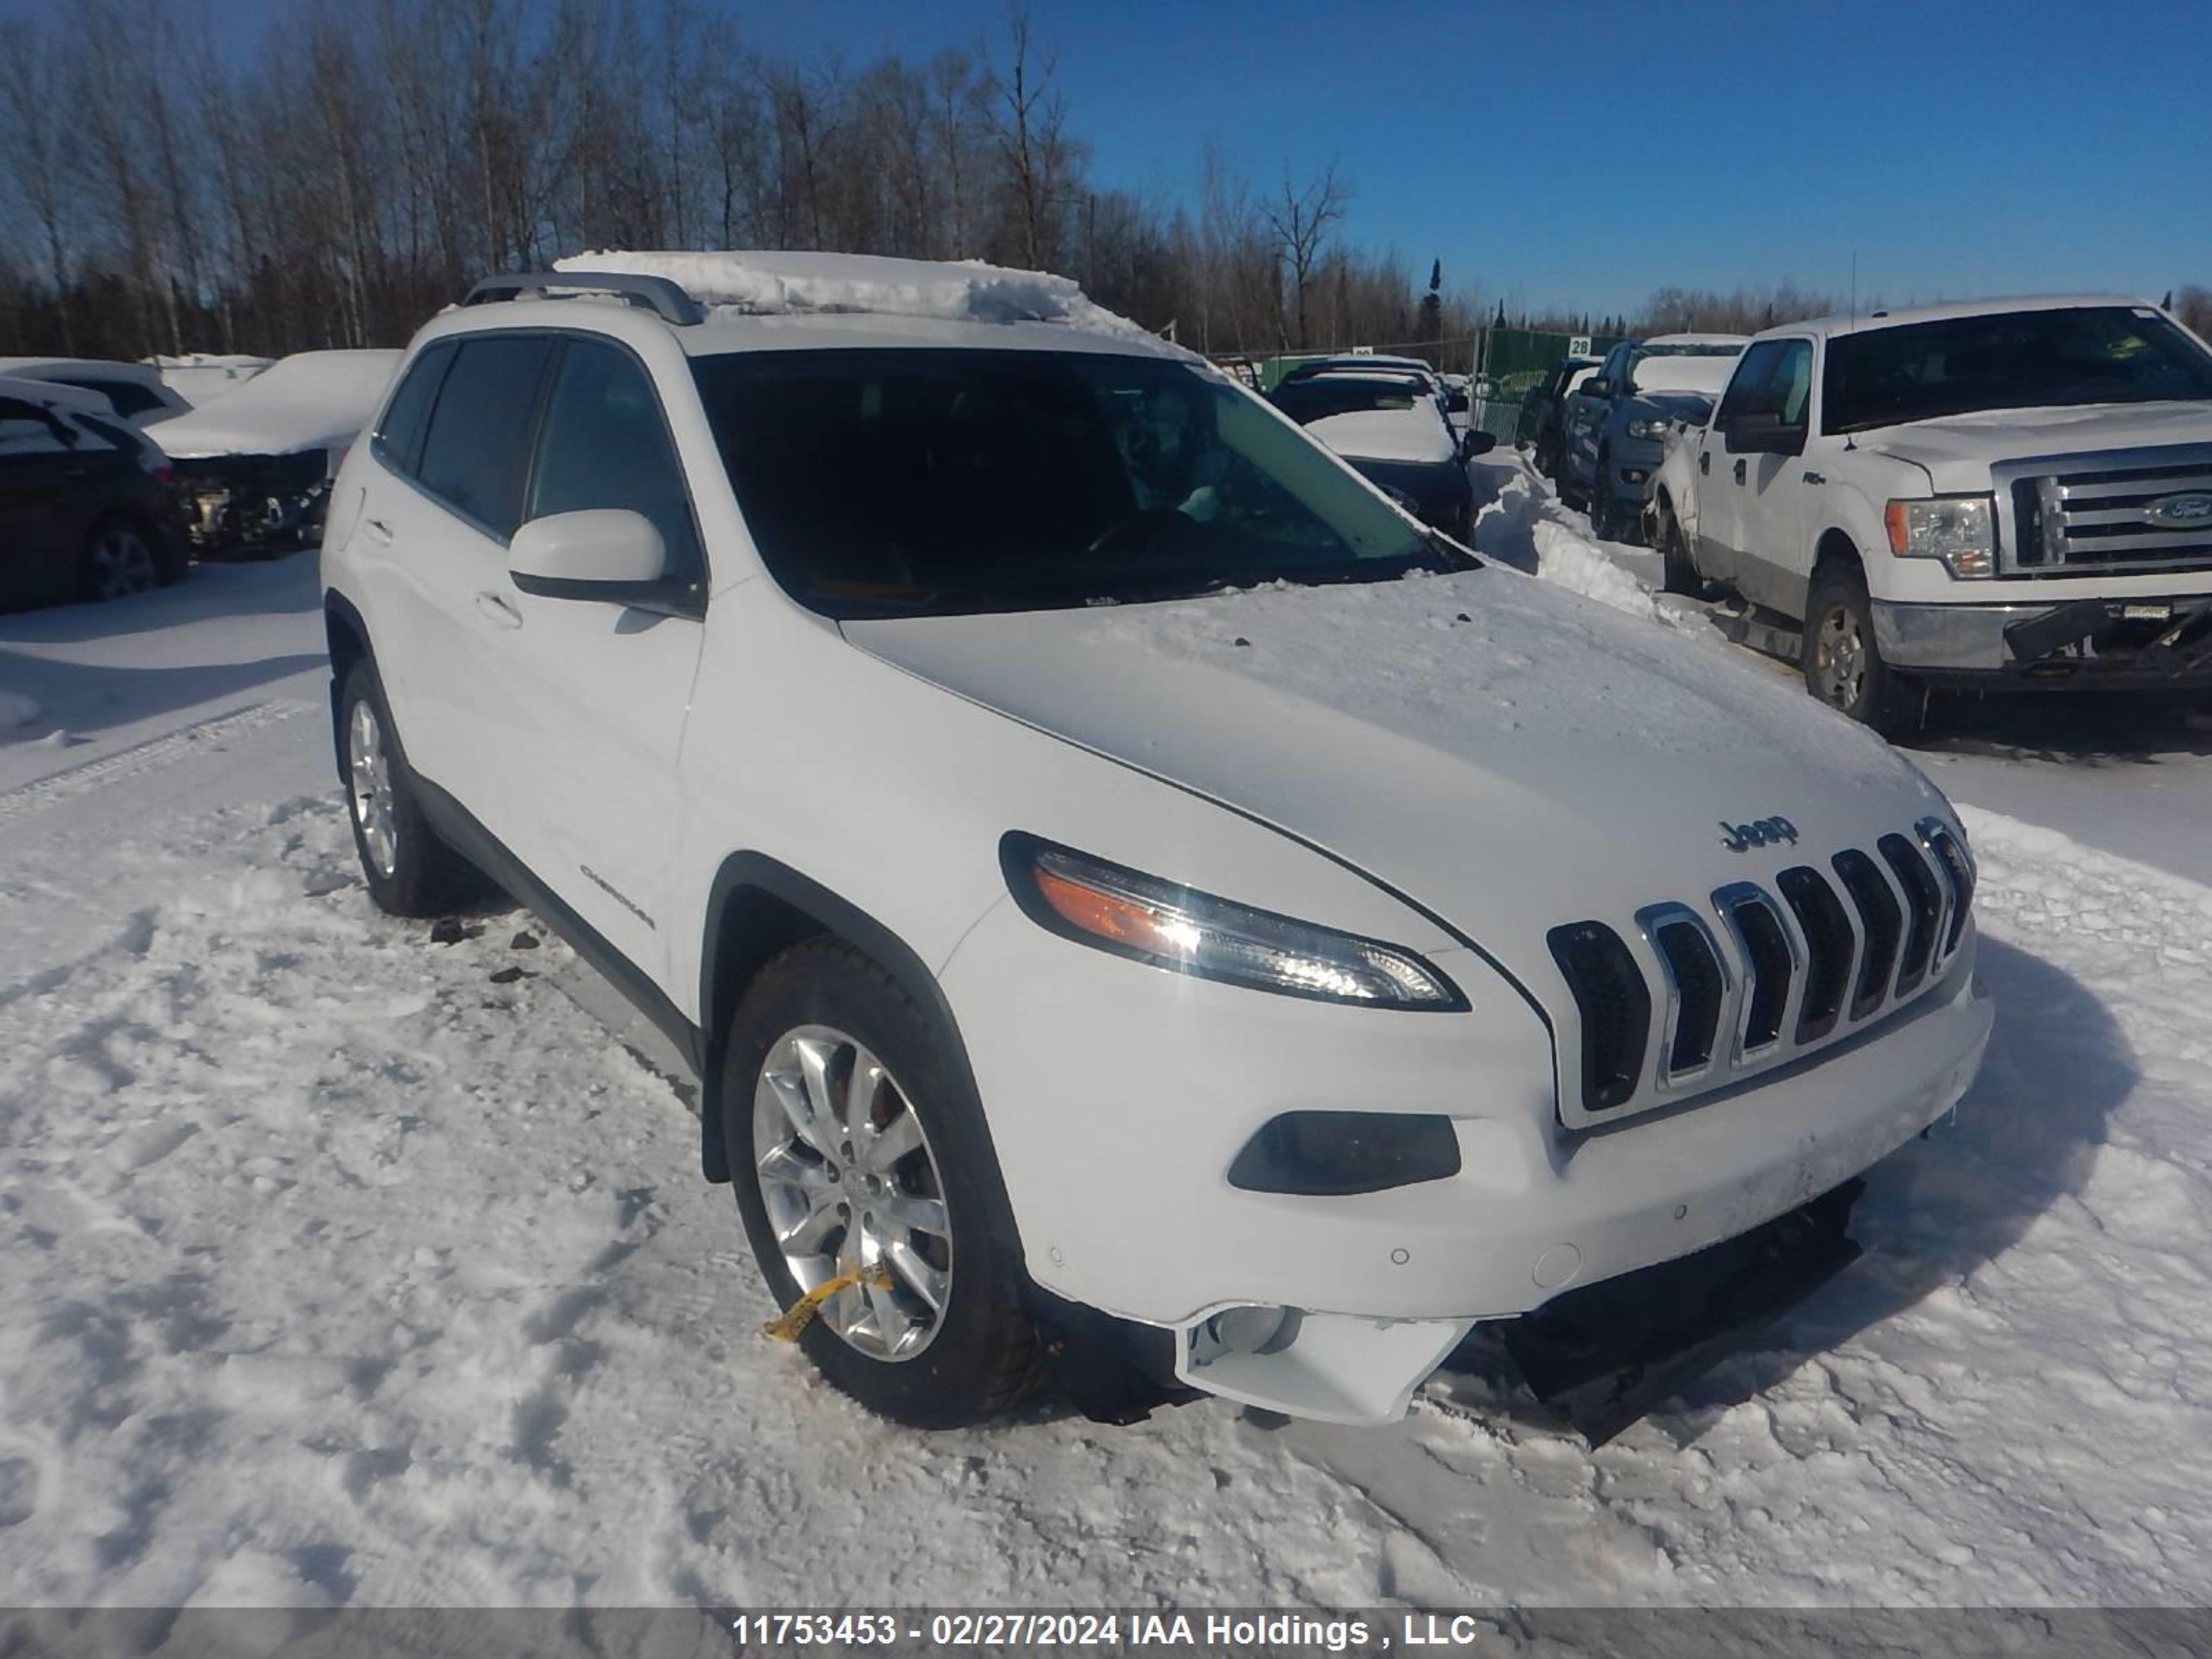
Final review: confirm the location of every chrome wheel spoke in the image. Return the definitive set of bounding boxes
[776,1189,845,1256]
[794,1036,847,1143]
[885,1239,948,1315]
[878,1190,949,1239]
[858,1107,922,1172]
[845,1050,884,1136]
[765,1063,837,1159]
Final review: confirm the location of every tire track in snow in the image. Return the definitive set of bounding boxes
[0,701,315,829]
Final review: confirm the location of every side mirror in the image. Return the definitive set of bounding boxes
[509,509,680,606]
[1459,431,1497,460]
[1722,411,1806,457]
[1583,377,1613,399]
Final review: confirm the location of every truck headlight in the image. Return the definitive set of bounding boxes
[1000,834,1467,1009]
[1625,418,1674,440]
[1885,496,1996,579]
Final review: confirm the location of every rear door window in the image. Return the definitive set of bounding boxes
[415,335,553,538]
[525,339,702,578]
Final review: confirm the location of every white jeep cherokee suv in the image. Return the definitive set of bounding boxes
[321,253,1993,1428]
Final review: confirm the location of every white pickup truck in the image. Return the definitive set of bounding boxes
[1645,295,2212,736]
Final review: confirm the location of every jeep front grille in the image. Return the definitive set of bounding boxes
[1549,820,1972,1121]
[1998,445,2212,576]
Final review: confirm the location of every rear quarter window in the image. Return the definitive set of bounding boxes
[373,341,456,478]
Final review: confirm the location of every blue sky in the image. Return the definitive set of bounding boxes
[737,0,2212,317]
[22,0,2209,317]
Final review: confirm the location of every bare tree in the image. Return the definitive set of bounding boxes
[1259,161,1350,348]
[0,19,77,349]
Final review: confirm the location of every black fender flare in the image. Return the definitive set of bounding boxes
[696,853,989,1186]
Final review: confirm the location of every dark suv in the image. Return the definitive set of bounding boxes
[0,378,184,610]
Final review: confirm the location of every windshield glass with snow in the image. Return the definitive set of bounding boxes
[1627,346,1742,396]
[1824,306,2212,434]
[693,348,1443,617]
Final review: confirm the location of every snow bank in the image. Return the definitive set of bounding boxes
[152,350,401,460]
[552,249,1161,343]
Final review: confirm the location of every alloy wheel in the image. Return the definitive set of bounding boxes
[88,526,158,600]
[346,700,400,879]
[752,1024,952,1361]
[1814,606,1867,709]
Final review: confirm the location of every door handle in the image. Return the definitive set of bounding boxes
[473,589,523,629]
[1698,451,1709,476]
[1733,458,1747,485]
[362,518,393,546]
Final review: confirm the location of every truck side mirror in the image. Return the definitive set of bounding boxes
[1722,412,1806,458]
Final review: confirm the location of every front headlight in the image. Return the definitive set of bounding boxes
[1885,496,1996,579]
[1625,418,1674,440]
[1000,834,1467,1009]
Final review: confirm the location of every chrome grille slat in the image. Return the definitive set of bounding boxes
[1550,825,1969,1126]
[1995,444,2212,576]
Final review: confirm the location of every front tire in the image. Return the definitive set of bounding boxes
[1587,453,1619,540]
[1804,563,1924,741]
[725,938,1038,1427]
[1657,507,1703,596]
[337,662,484,916]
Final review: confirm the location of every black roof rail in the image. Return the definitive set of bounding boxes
[462,270,704,326]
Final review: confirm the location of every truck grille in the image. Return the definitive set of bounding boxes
[1548,819,1971,1123]
[2000,446,2212,576]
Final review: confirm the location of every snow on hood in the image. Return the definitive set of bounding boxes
[842,567,1951,979]
[1305,406,1458,465]
[152,350,400,460]
[553,250,1163,346]
[1865,400,2212,490]
[1630,353,1739,396]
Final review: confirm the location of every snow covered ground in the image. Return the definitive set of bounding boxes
[6,462,2212,1611]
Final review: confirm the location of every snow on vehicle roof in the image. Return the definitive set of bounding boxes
[1765,293,2159,343]
[1305,405,1457,465]
[0,355,167,383]
[1630,352,1740,396]
[151,349,400,460]
[0,373,113,418]
[1640,333,1750,349]
[549,250,1178,358]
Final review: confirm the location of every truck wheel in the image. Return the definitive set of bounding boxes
[1587,453,1618,539]
[726,937,1040,1428]
[1656,509,1703,597]
[1804,565,1924,741]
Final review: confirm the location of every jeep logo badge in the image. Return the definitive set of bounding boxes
[1720,815,1799,852]
[2146,491,2212,529]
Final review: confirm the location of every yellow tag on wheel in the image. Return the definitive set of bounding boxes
[762,1263,894,1342]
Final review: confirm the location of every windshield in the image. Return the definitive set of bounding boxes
[1270,377,1431,424]
[1824,306,2212,433]
[1628,346,1742,396]
[693,348,1445,617]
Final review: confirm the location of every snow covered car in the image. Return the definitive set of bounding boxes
[147,352,273,407]
[0,356,192,426]
[0,375,185,609]
[1269,371,1489,539]
[156,349,401,556]
[1563,335,1747,540]
[321,252,1992,1429]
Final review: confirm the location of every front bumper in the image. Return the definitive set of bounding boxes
[1873,594,2212,685]
[1599,436,1664,503]
[941,897,1993,1423]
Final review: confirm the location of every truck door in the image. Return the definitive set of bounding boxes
[1694,340,1789,592]
[1723,339,1817,616]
